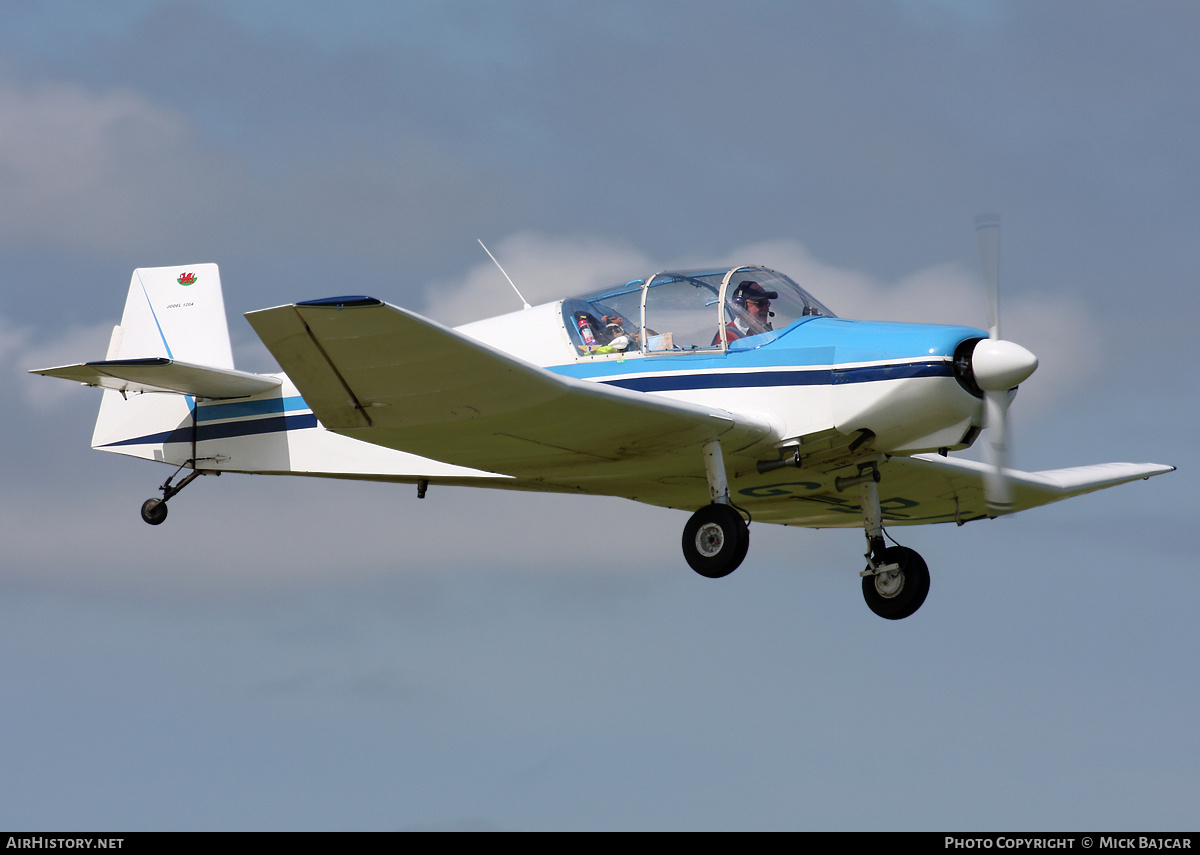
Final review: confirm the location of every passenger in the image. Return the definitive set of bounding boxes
[717,280,778,343]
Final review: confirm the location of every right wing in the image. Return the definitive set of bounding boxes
[889,454,1176,523]
[733,436,1173,528]
[245,297,777,478]
[738,452,1173,528]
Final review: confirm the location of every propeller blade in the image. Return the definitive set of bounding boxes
[973,213,1031,514]
[972,338,1038,514]
[975,213,1001,340]
[982,389,1013,513]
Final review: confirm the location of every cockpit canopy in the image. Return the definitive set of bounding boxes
[561,266,836,355]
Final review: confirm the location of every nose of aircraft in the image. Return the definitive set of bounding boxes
[970,339,1039,391]
[967,337,1038,515]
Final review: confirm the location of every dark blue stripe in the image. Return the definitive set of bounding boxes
[600,361,951,392]
[85,357,171,367]
[604,369,830,392]
[99,413,319,448]
[833,361,952,384]
[296,296,381,307]
[198,413,319,441]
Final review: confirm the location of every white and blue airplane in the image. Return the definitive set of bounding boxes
[32,223,1173,619]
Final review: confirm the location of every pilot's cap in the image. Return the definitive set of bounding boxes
[734,280,778,302]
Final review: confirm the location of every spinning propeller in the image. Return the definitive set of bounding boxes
[971,214,1039,514]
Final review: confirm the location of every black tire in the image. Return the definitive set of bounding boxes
[862,545,929,619]
[682,504,749,579]
[140,498,168,526]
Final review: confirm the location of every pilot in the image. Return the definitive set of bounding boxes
[718,280,778,343]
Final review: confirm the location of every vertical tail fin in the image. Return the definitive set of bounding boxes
[92,264,232,460]
[109,264,234,367]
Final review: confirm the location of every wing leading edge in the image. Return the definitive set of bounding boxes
[876,454,1175,526]
[245,297,777,479]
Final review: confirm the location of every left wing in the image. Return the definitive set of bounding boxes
[245,297,777,478]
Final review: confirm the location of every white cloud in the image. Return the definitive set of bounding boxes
[420,231,654,325]
[0,80,218,251]
[0,298,114,409]
[0,311,31,366]
[19,321,116,410]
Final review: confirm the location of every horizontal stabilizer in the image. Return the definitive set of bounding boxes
[31,358,281,399]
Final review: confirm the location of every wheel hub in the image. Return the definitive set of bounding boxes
[874,568,905,599]
[695,522,726,557]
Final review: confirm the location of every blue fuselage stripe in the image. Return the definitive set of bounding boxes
[196,396,308,422]
[593,360,952,392]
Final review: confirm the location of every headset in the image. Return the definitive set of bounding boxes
[732,280,777,318]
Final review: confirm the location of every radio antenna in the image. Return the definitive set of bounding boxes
[477,239,531,310]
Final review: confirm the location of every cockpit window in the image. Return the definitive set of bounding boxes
[720,268,836,347]
[562,279,643,355]
[644,271,726,351]
[563,266,835,356]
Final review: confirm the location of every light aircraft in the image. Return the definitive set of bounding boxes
[32,220,1172,619]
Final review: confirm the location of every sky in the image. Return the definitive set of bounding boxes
[0,0,1194,831]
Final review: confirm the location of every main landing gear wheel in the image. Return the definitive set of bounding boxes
[682,503,749,579]
[862,546,929,620]
[140,498,168,526]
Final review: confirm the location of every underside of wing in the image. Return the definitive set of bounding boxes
[810,455,1171,527]
[889,455,1176,524]
[245,297,776,487]
[723,450,1174,528]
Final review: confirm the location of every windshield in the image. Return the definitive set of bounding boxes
[563,266,835,355]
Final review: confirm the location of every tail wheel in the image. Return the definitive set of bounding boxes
[862,546,929,619]
[140,498,168,526]
[682,504,749,579]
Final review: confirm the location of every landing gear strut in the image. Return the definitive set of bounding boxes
[853,462,930,619]
[681,438,750,578]
[139,461,208,526]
